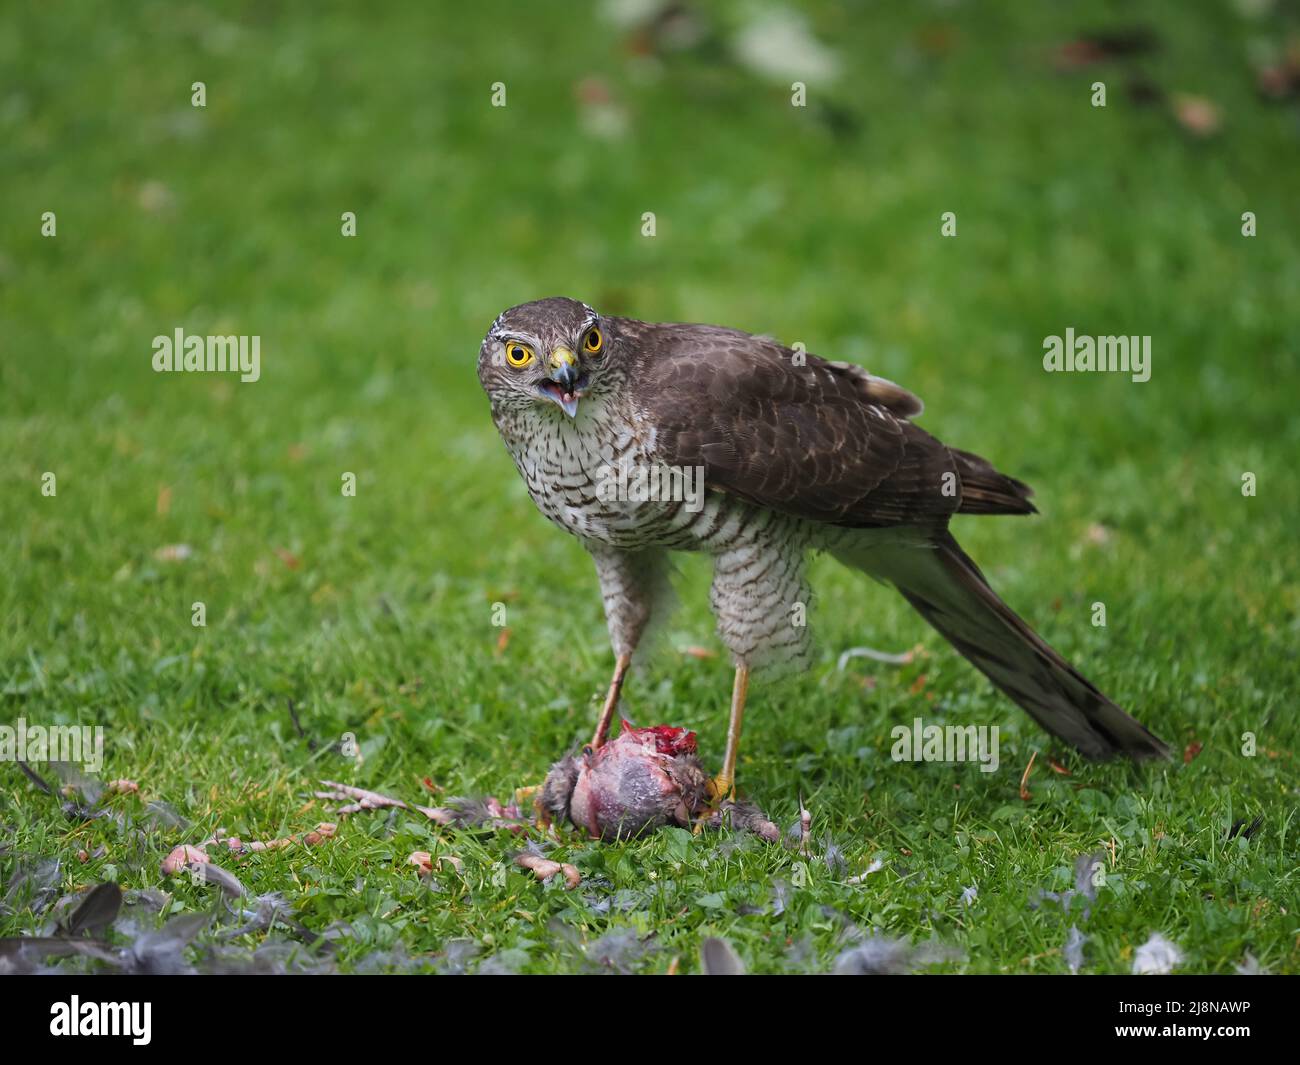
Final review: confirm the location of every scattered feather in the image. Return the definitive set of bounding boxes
[16,762,54,794]
[141,800,188,831]
[1235,952,1267,975]
[1064,925,1087,973]
[845,858,885,884]
[123,912,209,974]
[1228,814,1264,840]
[1132,932,1183,975]
[586,928,655,973]
[701,937,746,975]
[733,8,840,84]
[193,862,246,899]
[833,934,959,975]
[1,857,63,916]
[771,879,790,917]
[60,882,122,937]
[837,645,913,669]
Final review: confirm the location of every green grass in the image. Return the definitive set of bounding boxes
[1,0,1297,973]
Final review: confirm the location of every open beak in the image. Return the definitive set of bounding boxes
[537,346,585,418]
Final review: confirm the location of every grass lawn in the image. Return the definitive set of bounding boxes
[1,1,1297,974]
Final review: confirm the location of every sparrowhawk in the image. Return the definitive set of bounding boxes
[478,297,1169,800]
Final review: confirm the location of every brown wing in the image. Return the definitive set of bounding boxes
[631,323,977,529]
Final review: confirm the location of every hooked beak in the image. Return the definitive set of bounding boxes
[537,346,585,418]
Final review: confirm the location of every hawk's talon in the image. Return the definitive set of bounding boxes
[706,775,736,804]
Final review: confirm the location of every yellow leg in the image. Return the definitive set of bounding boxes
[590,653,632,750]
[710,664,749,801]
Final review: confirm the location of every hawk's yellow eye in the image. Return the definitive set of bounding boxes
[583,327,603,355]
[504,341,535,368]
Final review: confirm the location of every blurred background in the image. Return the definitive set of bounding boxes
[2,0,1298,788]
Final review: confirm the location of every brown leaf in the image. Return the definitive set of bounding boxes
[1183,741,1203,764]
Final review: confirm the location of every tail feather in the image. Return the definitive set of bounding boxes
[857,532,1169,761]
[951,447,1037,516]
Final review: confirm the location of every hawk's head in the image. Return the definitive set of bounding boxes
[478,297,614,419]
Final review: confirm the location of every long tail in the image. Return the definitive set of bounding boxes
[853,531,1169,761]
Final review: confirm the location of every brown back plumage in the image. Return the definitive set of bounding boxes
[629,321,1031,527]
